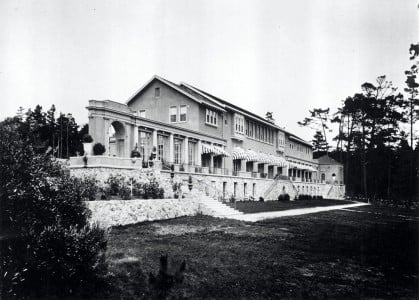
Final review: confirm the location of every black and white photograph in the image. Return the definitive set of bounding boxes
[0,0,418,299]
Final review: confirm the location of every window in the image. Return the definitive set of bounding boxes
[139,131,151,159]
[139,110,146,118]
[174,139,182,164]
[206,109,217,126]
[245,120,249,135]
[155,87,160,97]
[157,135,164,161]
[170,106,177,123]
[180,105,187,122]
[188,141,195,165]
[234,115,244,134]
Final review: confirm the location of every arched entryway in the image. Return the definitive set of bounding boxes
[108,121,125,157]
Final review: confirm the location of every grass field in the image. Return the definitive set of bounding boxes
[104,204,419,299]
[227,199,355,213]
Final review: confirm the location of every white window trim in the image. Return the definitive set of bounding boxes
[205,108,218,127]
[179,105,187,123]
[169,106,177,123]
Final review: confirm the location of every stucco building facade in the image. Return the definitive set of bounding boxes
[80,75,345,200]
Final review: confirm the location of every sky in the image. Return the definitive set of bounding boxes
[0,0,418,142]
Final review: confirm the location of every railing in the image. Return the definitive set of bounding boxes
[251,172,258,178]
[232,170,239,176]
[260,173,267,179]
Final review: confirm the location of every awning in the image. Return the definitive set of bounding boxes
[288,161,317,171]
[268,154,288,167]
[232,147,249,160]
[202,144,230,157]
[245,149,259,162]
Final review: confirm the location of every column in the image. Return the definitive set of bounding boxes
[169,133,174,163]
[152,129,158,149]
[210,154,214,169]
[263,163,269,174]
[197,140,202,166]
[183,137,189,165]
[241,159,247,172]
[253,161,258,172]
[301,170,305,182]
[104,118,110,156]
[125,122,130,158]
[133,125,139,149]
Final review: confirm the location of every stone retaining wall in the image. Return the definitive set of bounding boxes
[87,198,201,228]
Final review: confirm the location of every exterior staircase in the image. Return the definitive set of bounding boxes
[186,189,243,218]
[200,194,243,217]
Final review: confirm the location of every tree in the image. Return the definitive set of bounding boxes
[404,42,419,202]
[0,118,108,298]
[265,112,275,123]
[298,108,331,153]
[312,131,328,157]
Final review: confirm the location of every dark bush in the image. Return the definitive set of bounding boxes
[278,193,290,201]
[105,174,125,196]
[143,178,164,199]
[93,143,106,155]
[259,196,265,202]
[82,134,93,143]
[80,176,99,200]
[119,184,132,200]
[0,119,108,299]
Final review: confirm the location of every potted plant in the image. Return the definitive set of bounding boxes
[82,134,93,156]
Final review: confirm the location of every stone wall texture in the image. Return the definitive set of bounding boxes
[87,197,201,228]
[70,166,345,201]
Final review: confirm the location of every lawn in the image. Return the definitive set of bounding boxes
[104,204,419,299]
[226,198,355,214]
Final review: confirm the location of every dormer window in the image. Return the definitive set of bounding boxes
[155,87,160,98]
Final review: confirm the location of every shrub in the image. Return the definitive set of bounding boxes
[93,143,106,155]
[229,195,236,203]
[80,176,99,200]
[278,193,290,201]
[131,148,141,158]
[105,174,125,196]
[119,184,132,200]
[0,119,108,299]
[148,255,186,299]
[144,179,164,199]
[82,134,93,143]
[259,196,264,202]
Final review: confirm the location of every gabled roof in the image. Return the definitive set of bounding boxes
[181,82,282,130]
[126,75,312,146]
[316,155,343,165]
[126,75,226,112]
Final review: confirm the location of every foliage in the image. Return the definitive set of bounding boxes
[82,133,93,143]
[278,193,290,201]
[131,148,141,158]
[298,108,331,153]
[80,176,100,201]
[93,142,106,155]
[259,196,264,202]
[297,194,314,200]
[103,175,164,200]
[14,105,86,158]
[0,118,108,299]
[148,255,186,299]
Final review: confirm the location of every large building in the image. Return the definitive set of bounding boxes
[83,75,344,199]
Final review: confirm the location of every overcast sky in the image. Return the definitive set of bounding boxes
[0,0,418,141]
